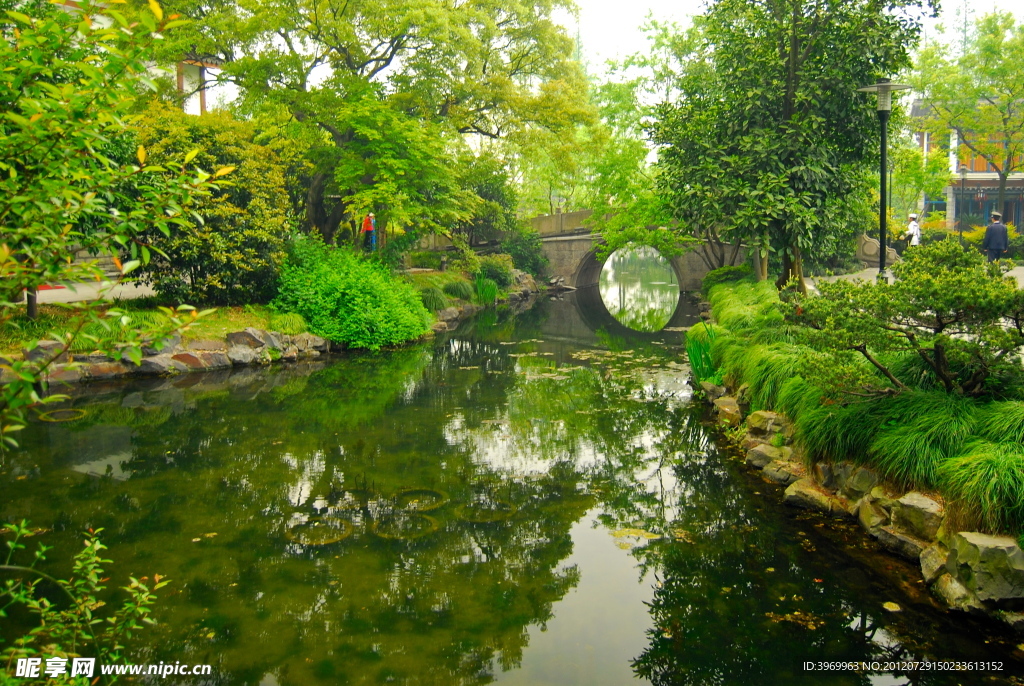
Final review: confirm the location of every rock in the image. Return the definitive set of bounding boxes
[73,352,114,364]
[290,333,311,352]
[735,383,752,414]
[875,526,928,561]
[869,486,897,510]
[84,362,131,380]
[227,346,258,365]
[24,340,68,364]
[188,338,227,351]
[281,345,299,362]
[921,543,950,585]
[226,328,266,349]
[697,301,711,313]
[747,410,785,436]
[892,492,943,541]
[45,364,83,384]
[762,460,804,486]
[932,573,985,614]
[142,333,181,356]
[307,335,328,352]
[858,499,890,534]
[699,382,727,401]
[839,466,879,502]
[438,307,461,322]
[994,611,1024,631]
[713,396,742,427]
[746,443,783,469]
[172,352,206,370]
[201,351,232,369]
[784,479,850,517]
[430,320,450,333]
[138,354,186,375]
[741,436,767,451]
[513,270,538,292]
[946,532,1024,603]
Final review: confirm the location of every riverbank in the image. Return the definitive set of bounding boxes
[692,273,1024,631]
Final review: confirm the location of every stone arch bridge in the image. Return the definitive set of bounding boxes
[531,210,747,290]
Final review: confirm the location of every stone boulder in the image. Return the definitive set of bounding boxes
[281,345,299,362]
[45,364,83,384]
[762,460,804,486]
[946,532,1024,603]
[699,382,727,401]
[171,351,231,371]
[513,270,538,293]
[438,307,461,322]
[24,340,68,364]
[858,498,890,535]
[142,333,181,356]
[839,466,879,502]
[188,339,226,351]
[85,362,131,380]
[746,443,783,469]
[932,573,985,614]
[747,410,789,438]
[713,396,742,427]
[920,543,950,585]
[784,479,851,517]
[138,354,187,375]
[891,492,943,541]
[875,526,928,561]
[227,345,258,366]
[226,328,267,349]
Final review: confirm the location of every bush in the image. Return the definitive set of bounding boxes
[442,279,474,301]
[419,287,449,311]
[478,253,515,288]
[474,274,499,304]
[273,237,430,350]
[501,224,548,277]
[409,251,443,270]
[939,440,1024,532]
[131,102,291,305]
[701,264,754,295]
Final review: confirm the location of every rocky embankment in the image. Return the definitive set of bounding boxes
[702,381,1024,631]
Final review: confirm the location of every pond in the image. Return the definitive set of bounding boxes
[2,291,1023,685]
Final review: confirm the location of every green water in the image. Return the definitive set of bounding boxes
[2,295,1022,686]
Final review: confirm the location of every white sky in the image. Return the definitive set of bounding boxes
[563,0,1024,78]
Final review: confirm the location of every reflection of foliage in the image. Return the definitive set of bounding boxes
[600,247,679,332]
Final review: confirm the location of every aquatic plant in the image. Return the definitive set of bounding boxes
[685,323,722,385]
[474,275,499,304]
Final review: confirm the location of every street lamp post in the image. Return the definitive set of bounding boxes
[958,165,968,246]
[858,78,912,282]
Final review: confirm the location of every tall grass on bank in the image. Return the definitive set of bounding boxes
[939,441,1024,532]
[686,323,722,384]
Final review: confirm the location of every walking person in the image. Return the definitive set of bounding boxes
[362,213,376,252]
[982,211,1009,262]
[904,213,921,249]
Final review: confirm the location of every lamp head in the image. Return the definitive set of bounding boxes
[857,78,912,112]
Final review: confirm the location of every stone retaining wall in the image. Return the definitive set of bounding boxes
[701,382,1024,631]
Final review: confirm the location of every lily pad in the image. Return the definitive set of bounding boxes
[395,488,449,513]
[372,513,439,540]
[286,517,354,546]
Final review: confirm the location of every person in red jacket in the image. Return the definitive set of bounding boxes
[362,213,376,251]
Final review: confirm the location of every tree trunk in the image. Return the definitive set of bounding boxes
[774,245,806,293]
[998,171,1008,220]
[26,287,37,320]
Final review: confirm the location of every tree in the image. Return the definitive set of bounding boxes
[793,240,1024,399]
[131,102,294,305]
[913,12,1024,219]
[144,0,592,246]
[889,132,951,223]
[0,0,219,447]
[653,0,936,291]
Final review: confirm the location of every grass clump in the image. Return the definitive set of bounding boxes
[442,279,474,301]
[419,287,449,311]
[701,264,754,295]
[268,311,307,335]
[939,440,1024,532]
[474,274,499,304]
[686,323,722,385]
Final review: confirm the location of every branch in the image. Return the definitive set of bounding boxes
[851,344,908,392]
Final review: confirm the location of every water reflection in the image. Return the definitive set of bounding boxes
[1,298,1021,685]
[599,247,680,332]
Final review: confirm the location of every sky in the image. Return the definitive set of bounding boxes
[563,0,1024,78]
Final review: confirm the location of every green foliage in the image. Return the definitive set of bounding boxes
[0,521,169,681]
[0,0,217,448]
[939,441,1024,532]
[273,236,430,350]
[477,254,515,288]
[701,265,754,295]
[686,324,722,385]
[409,251,443,270]
[474,275,499,305]
[500,224,548,277]
[442,280,474,301]
[419,287,449,312]
[131,102,292,305]
[268,312,307,335]
[793,240,1024,399]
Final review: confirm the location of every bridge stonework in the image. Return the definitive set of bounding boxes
[532,212,748,291]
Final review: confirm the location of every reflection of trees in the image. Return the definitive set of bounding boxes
[600,247,679,332]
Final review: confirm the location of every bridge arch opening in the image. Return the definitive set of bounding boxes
[578,245,683,333]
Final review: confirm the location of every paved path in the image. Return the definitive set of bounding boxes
[33,281,155,305]
[810,265,1024,289]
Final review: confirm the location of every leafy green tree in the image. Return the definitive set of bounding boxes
[889,132,952,224]
[145,0,591,246]
[131,102,292,305]
[792,240,1024,399]
[0,0,218,448]
[450,153,518,247]
[653,0,935,291]
[913,11,1024,218]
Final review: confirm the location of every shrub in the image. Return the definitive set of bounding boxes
[474,274,499,304]
[131,103,292,305]
[701,264,754,295]
[268,311,307,335]
[686,323,722,385]
[478,253,515,288]
[501,224,548,277]
[442,279,474,301]
[420,287,449,311]
[273,236,430,350]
